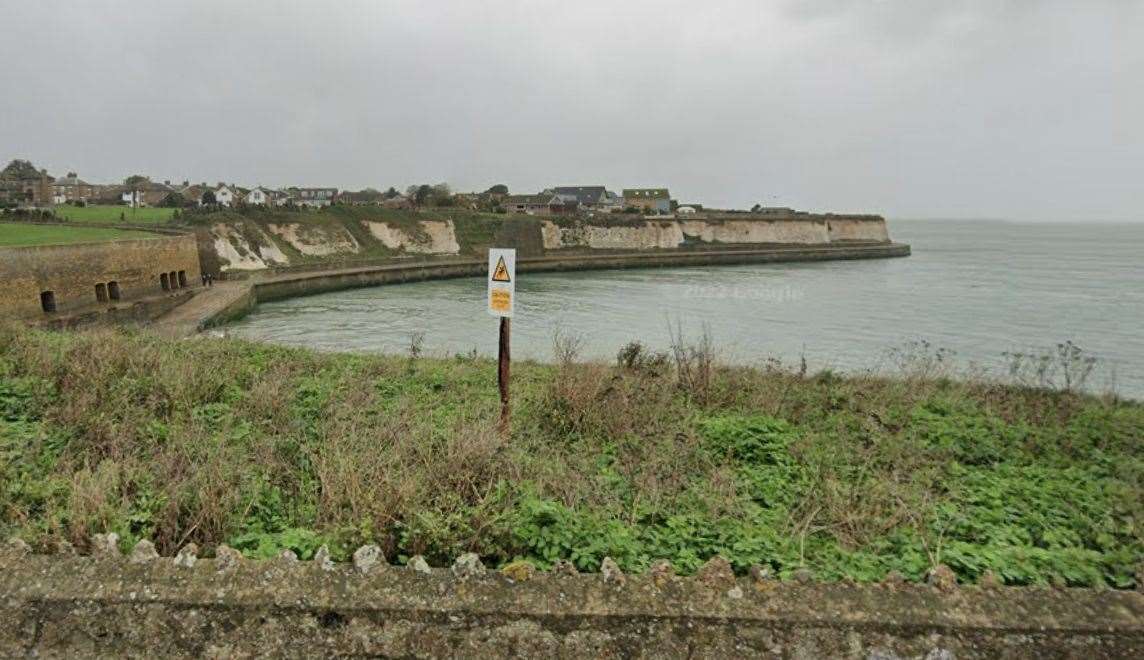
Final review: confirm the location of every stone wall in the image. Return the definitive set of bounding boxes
[1,541,1140,658]
[0,234,201,320]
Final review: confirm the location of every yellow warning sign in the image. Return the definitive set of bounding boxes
[492,256,511,282]
[490,289,512,312]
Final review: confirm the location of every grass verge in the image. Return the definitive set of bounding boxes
[0,223,155,247]
[0,326,1139,587]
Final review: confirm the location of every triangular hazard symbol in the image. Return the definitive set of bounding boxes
[492,256,511,282]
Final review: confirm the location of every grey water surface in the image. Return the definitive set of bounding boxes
[226,220,1144,398]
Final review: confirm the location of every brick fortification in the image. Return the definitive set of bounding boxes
[0,234,201,320]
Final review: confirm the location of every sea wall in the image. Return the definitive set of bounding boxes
[1,546,1140,658]
[0,234,201,320]
[251,243,911,305]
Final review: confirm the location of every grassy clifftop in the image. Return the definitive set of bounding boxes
[1,327,1140,587]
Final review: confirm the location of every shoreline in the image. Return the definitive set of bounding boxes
[155,242,910,335]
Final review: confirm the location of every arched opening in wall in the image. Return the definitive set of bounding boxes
[169,271,178,289]
[40,291,56,313]
[178,271,187,288]
[160,273,170,291]
[95,283,108,303]
[108,281,121,301]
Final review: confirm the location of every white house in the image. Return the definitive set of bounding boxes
[677,206,698,215]
[246,187,273,206]
[215,185,237,207]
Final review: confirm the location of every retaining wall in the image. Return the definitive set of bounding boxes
[2,542,1140,658]
[0,233,201,319]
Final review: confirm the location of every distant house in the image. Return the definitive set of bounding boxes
[0,159,54,206]
[122,180,175,207]
[622,188,671,213]
[551,186,614,210]
[677,206,698,215]
[177,182,212,206]
[502,193,566,216]
[288,187,338,208]
[245,186,285,206]
[51,172,98,204]
[381,195,413,210]
[214,184,239,207]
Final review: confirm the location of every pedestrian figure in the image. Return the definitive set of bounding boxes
[202,273,208,287]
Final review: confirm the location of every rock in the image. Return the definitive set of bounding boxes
[313,545,334,572]
[407,555,432,575]
[648,559,675,587]
[978,570,1002,589]
[501,560,536,582]
[91,533,121,558]
[792,568,813,584]
[882,570,906,587]
[353,545,383,575]
[927,565,958,593]
[129,540,160,564]
[551,559,579,577]
[726,585,744,599]
[749,564,774,583]
[54,539,77,555]
[696,556,735,588]
[452,553,486,580]
[3,537,31,558]
[600,557,625,586]
[174,543,199,568]
[278,549,299,563]
[215,544,243,572]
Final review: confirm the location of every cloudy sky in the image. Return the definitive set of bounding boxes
[2,0,1140,220]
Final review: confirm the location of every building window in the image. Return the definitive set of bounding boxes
[178,271,188,288]
[160,273,170,291]
[108,281,121,301]
[40,291,56,313]
[95,283,108,303]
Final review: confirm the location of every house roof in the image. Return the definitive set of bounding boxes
[504,193,560,205]
[623,188,670,199]
[53,174,91,187]
[552,186,608,204]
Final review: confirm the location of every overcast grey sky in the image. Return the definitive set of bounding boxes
[2,1,1140,220]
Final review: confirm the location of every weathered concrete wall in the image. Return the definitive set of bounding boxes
[0,234,201,319]
[251,244,911,305]
[1,543,1140,658]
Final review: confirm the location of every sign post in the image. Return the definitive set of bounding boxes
[487,248,515,433]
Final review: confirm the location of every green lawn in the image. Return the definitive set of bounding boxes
[0,222,154,247]
[53,205,176,225]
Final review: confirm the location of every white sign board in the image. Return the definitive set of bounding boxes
[487,248,516,318]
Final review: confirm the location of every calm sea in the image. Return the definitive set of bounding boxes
[226,220,1144,398]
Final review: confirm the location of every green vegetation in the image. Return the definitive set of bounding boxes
[0,222,154,247]
[53,205,176,225]
[1,327,1140,588]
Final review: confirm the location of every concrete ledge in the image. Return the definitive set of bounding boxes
[1,546,1139,658]
[251,242,911,304]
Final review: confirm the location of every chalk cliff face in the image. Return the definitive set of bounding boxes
[210,222,289,271]
[364,220,460,255]
[206,213,891,272]
[541,217,888,250]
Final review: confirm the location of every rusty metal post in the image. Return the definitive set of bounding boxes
[498,316,511,433]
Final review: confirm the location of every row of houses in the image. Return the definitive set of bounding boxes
[2,160,679,216]
[500,186,672,215]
